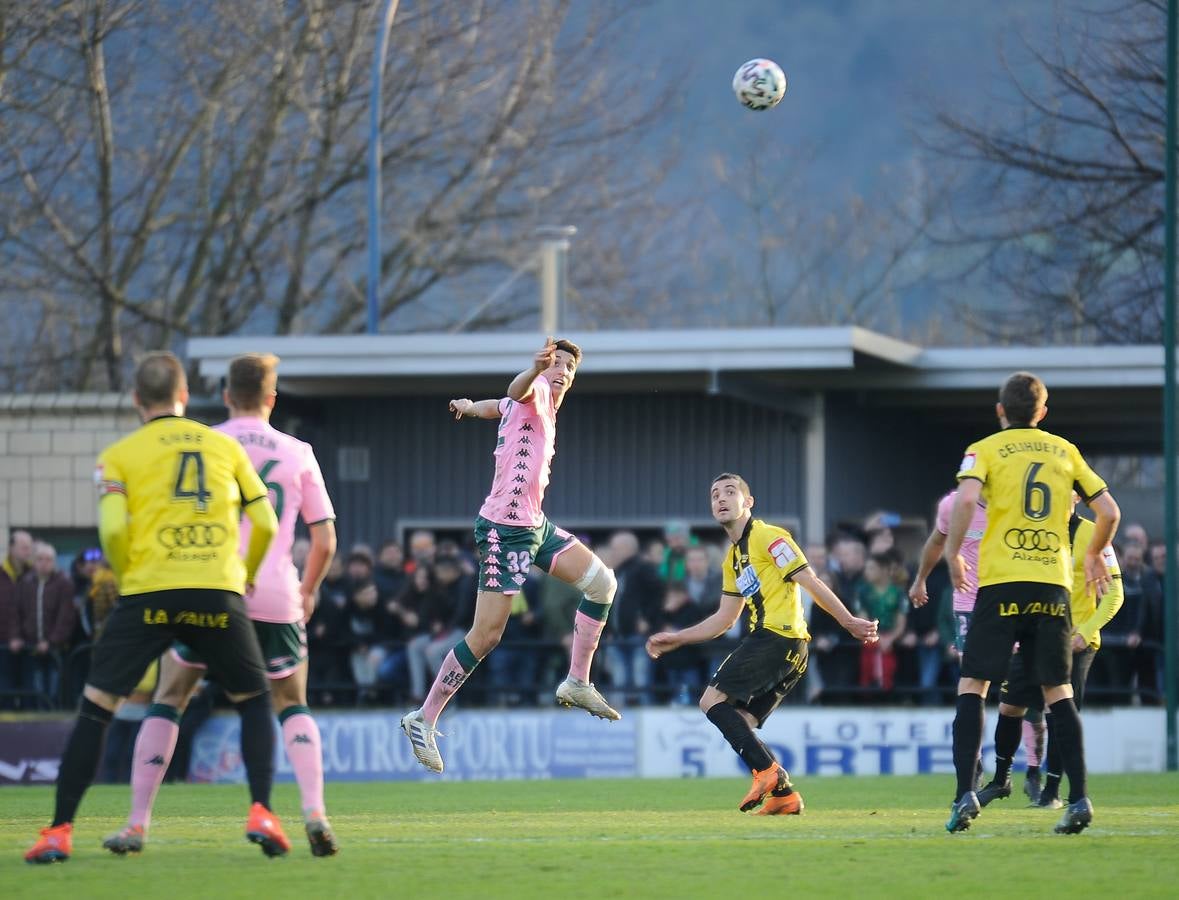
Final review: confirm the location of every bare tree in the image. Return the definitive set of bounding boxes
[924,0,1164,344]
[704,147,932,331]
[0,0,676,391]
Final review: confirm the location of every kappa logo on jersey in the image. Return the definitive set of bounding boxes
[735,565,762,597]
[767,538,797,569]
[958,452,977,474]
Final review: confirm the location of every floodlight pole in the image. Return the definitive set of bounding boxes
[1165,0,1177,771]
[366,0,401,335]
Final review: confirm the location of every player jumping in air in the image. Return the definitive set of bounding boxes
[400,338,620,773]
[943,372,1119,835]
[646,473,878,814]
[25,353,281,864]
[975,491,1123,812]
[103,353,340,857]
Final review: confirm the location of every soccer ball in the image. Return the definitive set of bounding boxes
[732,58,788,111]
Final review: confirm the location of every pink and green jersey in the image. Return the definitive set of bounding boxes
[216,417,334,623]
[935,489,987,613]
[478,376,557,528]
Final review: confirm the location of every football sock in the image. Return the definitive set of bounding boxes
[1022,714,1045,768]
[279,705,325,817]
[569,559,616,682]
[1047,697,1087,803]
[422,640,480,726]
[53,698,114,826]
[705,702,775,773]
[952,693,984,801]
[1042,709,1062,799]
[236,692,276,809]
[129,704,181,829]
[569,611,607,682]
[992,713,1022,783]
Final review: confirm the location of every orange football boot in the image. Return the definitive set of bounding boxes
[754,791,805,816]
[245,802,291,858]
[739,762,789,812]
[25,823,72,864]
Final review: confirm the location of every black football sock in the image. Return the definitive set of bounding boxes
[992,713,1023,784]
[1027,764,1041,780]
[1042,712,1061,799]
[706,702,775,773]
[236,692,276,809]
[1048,697,1087,803]
[952,693,984,801]
[53,698,114,826]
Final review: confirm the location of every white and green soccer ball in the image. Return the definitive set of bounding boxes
[732,58,788,111]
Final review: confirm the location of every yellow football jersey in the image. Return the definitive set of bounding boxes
[722,518,811,640]
[956,427,1107,589]
[1068,514,1123,649]
[95,415,269,596]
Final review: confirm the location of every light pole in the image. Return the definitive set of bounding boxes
[367,0,401,335]
[1165,0,1177,771]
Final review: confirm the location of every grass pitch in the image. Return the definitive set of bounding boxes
[5,774,1178,898]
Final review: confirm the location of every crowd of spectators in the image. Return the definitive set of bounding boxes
[0,514,1169,712]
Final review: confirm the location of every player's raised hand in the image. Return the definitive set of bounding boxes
[645,632,680,659]
[533,336,557,372]
[846,616,879,645]
[908,579,928,608]
[449,398,474,420]
[947,553,969,593]
[1083,550,1110,599]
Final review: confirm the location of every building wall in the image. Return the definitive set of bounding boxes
[285,391,806,549]
[0,395,139,545]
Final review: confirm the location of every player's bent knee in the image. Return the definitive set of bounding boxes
[82,684,122,712]
[1042,684,1073,705]
[575,557,617,610]
[699,687,727,715]
[998,702,1026,717]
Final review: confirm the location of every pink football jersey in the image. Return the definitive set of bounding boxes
[936,490,987,613]
[217,417,334,623]
[478,376,557,528]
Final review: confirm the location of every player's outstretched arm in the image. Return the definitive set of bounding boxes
[449,398,503,420]
[909,527,947,608]
[506,337,556,403]
[792,567,879,644]
[646,595,744,659]
[97,493,131,580]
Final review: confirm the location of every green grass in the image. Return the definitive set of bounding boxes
[5,774,1179,898]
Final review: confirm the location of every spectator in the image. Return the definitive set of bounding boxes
[374,539,408,601]
[437,537,478,579]
[682,545,722,610]
[1097,542,1143,703]
[487,567,544,705]
[603,531,663,704]
[854,552,907,694]
[0,529,35,708]
[345,549,375,594]
[808,536,864,702]
[643,538,665,571]
[1134,542,1166,704]
[15,541,77,707]
[406,556,471,704]
[899,561,944,706]
[405,529,437,574]
[68,548,103,648]
[308,555,351,703]
[346,580,386,698]
[380,564,434,701]
[1122,522,1149,550]
[655,581,706,703]
[659,520,694,582]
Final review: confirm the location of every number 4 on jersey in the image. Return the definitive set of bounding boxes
[173,451,211,512]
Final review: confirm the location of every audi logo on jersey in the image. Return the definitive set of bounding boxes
[157,523,229,549]
[1003,528,1061,552]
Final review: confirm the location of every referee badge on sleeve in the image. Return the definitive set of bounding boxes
[94,463,125,497]
[958,452,977,475]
